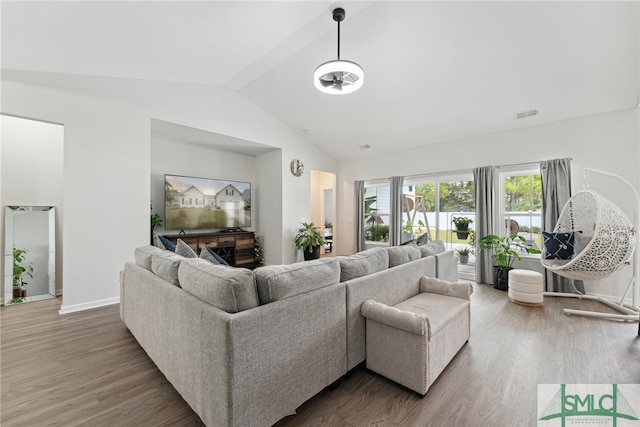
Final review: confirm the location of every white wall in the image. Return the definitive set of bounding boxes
[1,71,338,311]
[338,108,640,301]
[1,115,64,301]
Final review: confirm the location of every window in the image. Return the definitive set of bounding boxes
[499,167,542,252]
[363,180,390,244]
[403,174,475,246]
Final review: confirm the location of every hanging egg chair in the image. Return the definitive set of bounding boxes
[541,190,637,280]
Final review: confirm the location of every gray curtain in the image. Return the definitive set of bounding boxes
[389,176,404,246]
[355,180,365,252]
[540,158,584,293]
[474,166,496,284]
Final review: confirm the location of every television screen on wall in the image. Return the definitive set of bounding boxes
[164,174,251,231]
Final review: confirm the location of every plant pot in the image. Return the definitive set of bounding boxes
[20,287,27,298]
[456,231,470,240]
[459,255,469,264]
[493,266,513,291]
[303,245,321,261]
[13,286,21,299]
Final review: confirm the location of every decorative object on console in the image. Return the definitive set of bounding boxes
[150,212,163,245]
[314,8,364,95]
[294,222,327,261]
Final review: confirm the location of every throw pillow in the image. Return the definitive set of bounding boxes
[202,246,230,266]
[200,247,221,265]
[158,235,176,252]
[176,239,198,258]
[542,231,575,260]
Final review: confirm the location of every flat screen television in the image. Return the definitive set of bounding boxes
[164,174,251,231]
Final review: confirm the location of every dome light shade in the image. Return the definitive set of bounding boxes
[314,8,363,95]
[314,59,364,95]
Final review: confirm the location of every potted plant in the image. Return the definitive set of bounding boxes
[151,213,163,244]
[478,234,540,290]
[13,247,33,299]
[294,222,326,260]
[452,216,473,239]
[455,246,471,264]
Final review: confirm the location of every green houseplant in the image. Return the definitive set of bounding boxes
[478,234,540,290]
[455,246,471,264]
[13,247,33,300]
[151,213,163,244]
[294,222,326,261]
[452,216,473,239]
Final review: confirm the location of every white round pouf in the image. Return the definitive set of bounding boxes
[508,269,544,306]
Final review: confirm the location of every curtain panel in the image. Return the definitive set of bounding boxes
[540,158,584,293]
[474,166,496,284]
[389,176,404,246]
[355,180,365,252]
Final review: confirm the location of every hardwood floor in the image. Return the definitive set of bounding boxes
[2,285,639,427]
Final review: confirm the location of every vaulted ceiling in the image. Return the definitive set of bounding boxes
[2,1,639,159]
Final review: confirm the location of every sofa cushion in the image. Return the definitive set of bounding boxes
[255,258,340,304]
[387,245,421,267]
[134,245,166,271]
[151,251,183,286]
[337,247,389,282]
[179,258,258,313]
[418,240,446,257]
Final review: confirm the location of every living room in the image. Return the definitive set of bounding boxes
[1,1,639,426]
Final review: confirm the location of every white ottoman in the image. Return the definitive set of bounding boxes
[508,269,544,306]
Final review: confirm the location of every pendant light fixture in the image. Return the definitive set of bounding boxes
[314,8,364,95]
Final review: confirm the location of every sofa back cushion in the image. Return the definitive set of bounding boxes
[387,245,421,267]
[134,245,166,271]
[337,247,389,282]
[255,258,340,304]
[151,251,183,286]
[178,258,258,312]
[418,240,446,257]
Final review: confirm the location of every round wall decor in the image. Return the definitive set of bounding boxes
[290,159,304,177]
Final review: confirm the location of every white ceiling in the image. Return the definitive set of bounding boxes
[2,1,639,160]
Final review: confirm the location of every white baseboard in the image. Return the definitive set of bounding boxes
[59,296,120,315]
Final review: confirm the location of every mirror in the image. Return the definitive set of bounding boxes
[4,206,56,305]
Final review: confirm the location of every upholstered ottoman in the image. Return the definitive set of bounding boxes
[508,269,544,306]
[360,277,472,396]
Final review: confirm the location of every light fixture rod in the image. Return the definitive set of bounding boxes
[337,19,341,60]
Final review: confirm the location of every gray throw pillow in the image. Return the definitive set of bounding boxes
[200,247,221,264]
[176,239,198,258]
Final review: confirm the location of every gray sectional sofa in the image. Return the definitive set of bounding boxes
[120,240,460,427]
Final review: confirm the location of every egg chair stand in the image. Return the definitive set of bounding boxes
[541,168,640,322]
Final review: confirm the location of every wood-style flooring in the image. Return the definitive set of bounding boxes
[2,284,639,427]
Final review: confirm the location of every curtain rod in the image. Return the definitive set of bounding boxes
[366,158,573,184]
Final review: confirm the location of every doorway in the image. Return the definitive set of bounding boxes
[310,170,336,256]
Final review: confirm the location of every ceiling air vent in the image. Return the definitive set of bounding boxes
[516,109,538,119]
